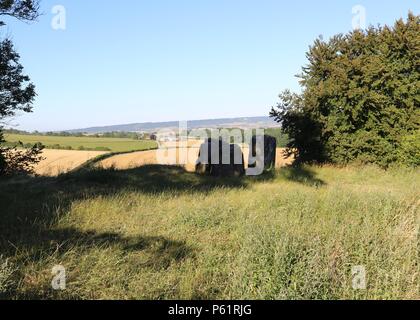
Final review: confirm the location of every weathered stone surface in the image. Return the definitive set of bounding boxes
[196,138,245,177]
[248,135,277,171]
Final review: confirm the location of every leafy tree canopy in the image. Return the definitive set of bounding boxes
[0,0,41,176]
[0,0,39,121]
[0,38,36,119]
[271,13,420,167]
[0,0,40,25]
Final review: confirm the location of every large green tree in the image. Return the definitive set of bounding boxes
[0,0,42,176]
[271,13,420,167]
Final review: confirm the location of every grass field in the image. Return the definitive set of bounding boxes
[0,164,418,300]
[4,134,158,152]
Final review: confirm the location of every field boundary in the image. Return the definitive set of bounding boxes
[69,147,160,173]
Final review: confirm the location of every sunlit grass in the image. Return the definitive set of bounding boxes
[0,165,418,299]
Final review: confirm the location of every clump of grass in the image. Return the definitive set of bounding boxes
[0,256,16,297]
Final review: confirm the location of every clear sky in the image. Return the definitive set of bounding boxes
[1,0,418,131]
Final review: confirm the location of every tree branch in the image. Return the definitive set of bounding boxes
[0,0,40,24]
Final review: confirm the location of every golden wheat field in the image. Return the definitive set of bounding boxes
[98,147,293,171]
[33,144,294,176]
[34,150,108,176]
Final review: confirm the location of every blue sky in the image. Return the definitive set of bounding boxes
[1,0,418,131]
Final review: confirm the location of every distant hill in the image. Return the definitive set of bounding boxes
[67,117,280,134]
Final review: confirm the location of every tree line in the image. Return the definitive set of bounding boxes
[3,128,148,140]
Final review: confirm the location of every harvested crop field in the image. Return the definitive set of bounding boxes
[98,148,200,172]
[32,143,294,177]
[98,147,294,172]
[35,149,108,176]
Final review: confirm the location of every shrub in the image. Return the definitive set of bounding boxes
[0,134,44,176]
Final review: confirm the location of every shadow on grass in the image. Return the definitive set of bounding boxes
[19,227,193,266]
[2,227,193,299]
[278,166,326,187]
[0,164,254,233]
[70,164,249,193]
[0,165,273,290]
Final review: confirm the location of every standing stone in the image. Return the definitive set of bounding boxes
[196,138,245,177]
[248,135,277,171]
[229,144,246,177]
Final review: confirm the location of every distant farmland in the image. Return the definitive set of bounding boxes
[4,134,158,153]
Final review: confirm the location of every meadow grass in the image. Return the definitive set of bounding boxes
[0,165,418,299]
[4,134,157,152]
